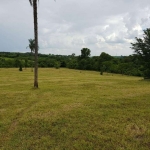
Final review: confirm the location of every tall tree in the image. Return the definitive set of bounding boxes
[99,52,113,70]
[80,48,91,59]
[131,28,150,78]
[29,0,39,88]
[78,48,91,70]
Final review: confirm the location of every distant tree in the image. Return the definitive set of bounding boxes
[26,39,35,54]
[54,61,61,69]
[131,28,150,78]
[24,59,28,69]
[67,59,78,69]
[14,59,20,68]
[19,64,23,71]
[99,52,113,64]
[78,48,91,70]
[71,53,75,57]
[99,52,113,73]
[26,38,35,71]
[80,48,91,59]
[26,39,35,71]
[100,65,106,75]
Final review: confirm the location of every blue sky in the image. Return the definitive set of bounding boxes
[0,0,150,56]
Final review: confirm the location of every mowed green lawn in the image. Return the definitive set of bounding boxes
[0,68,150,150]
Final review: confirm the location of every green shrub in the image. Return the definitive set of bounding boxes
[19,65,22,71]
[54,61,60,69]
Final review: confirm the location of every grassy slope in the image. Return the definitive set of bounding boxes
[0,68,150,150]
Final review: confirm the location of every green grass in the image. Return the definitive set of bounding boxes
[0,68,150,150]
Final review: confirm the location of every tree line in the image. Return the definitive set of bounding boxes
[0,49,144,77]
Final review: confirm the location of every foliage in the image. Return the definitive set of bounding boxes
[26,39,35,71]
[0,51,144,77]
[54,61,61,69]
[24,58,28,69]
[131,28,150,78]
[19,64,23,71]
[99,52,113,63]
[26,39,35,53]
[78,48,92,70]
[100,65,106,75]
[80,48,91,59]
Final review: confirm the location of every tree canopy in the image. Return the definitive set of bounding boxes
[80,48,91,59]
[131,28,150,78]
[26,39,35,53]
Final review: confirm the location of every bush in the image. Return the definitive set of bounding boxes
[19,65,22,71]
[54,61,60,69]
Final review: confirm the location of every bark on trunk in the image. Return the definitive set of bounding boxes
[33,0,38,88]
[31,51,34,72]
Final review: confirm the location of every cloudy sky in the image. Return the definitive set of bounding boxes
[0,0,150,56]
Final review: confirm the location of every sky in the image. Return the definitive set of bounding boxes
[0,0,150,56]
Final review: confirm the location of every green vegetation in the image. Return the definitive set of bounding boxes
[0,68,150,149]
[131,28,150,79]
[0,50,144,78]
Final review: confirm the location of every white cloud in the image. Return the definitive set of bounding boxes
[0,0,150,56]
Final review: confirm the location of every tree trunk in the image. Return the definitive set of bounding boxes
[33,0,38,88]
[31,51,34,72]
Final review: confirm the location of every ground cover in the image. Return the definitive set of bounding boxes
[0,68,150,150]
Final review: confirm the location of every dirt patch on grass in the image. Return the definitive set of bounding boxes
[63,103,83,112]
[125,123,146,139]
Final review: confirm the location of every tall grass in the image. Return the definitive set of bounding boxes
[0,68,150,150]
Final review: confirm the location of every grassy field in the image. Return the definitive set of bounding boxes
[0,68,150,150]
